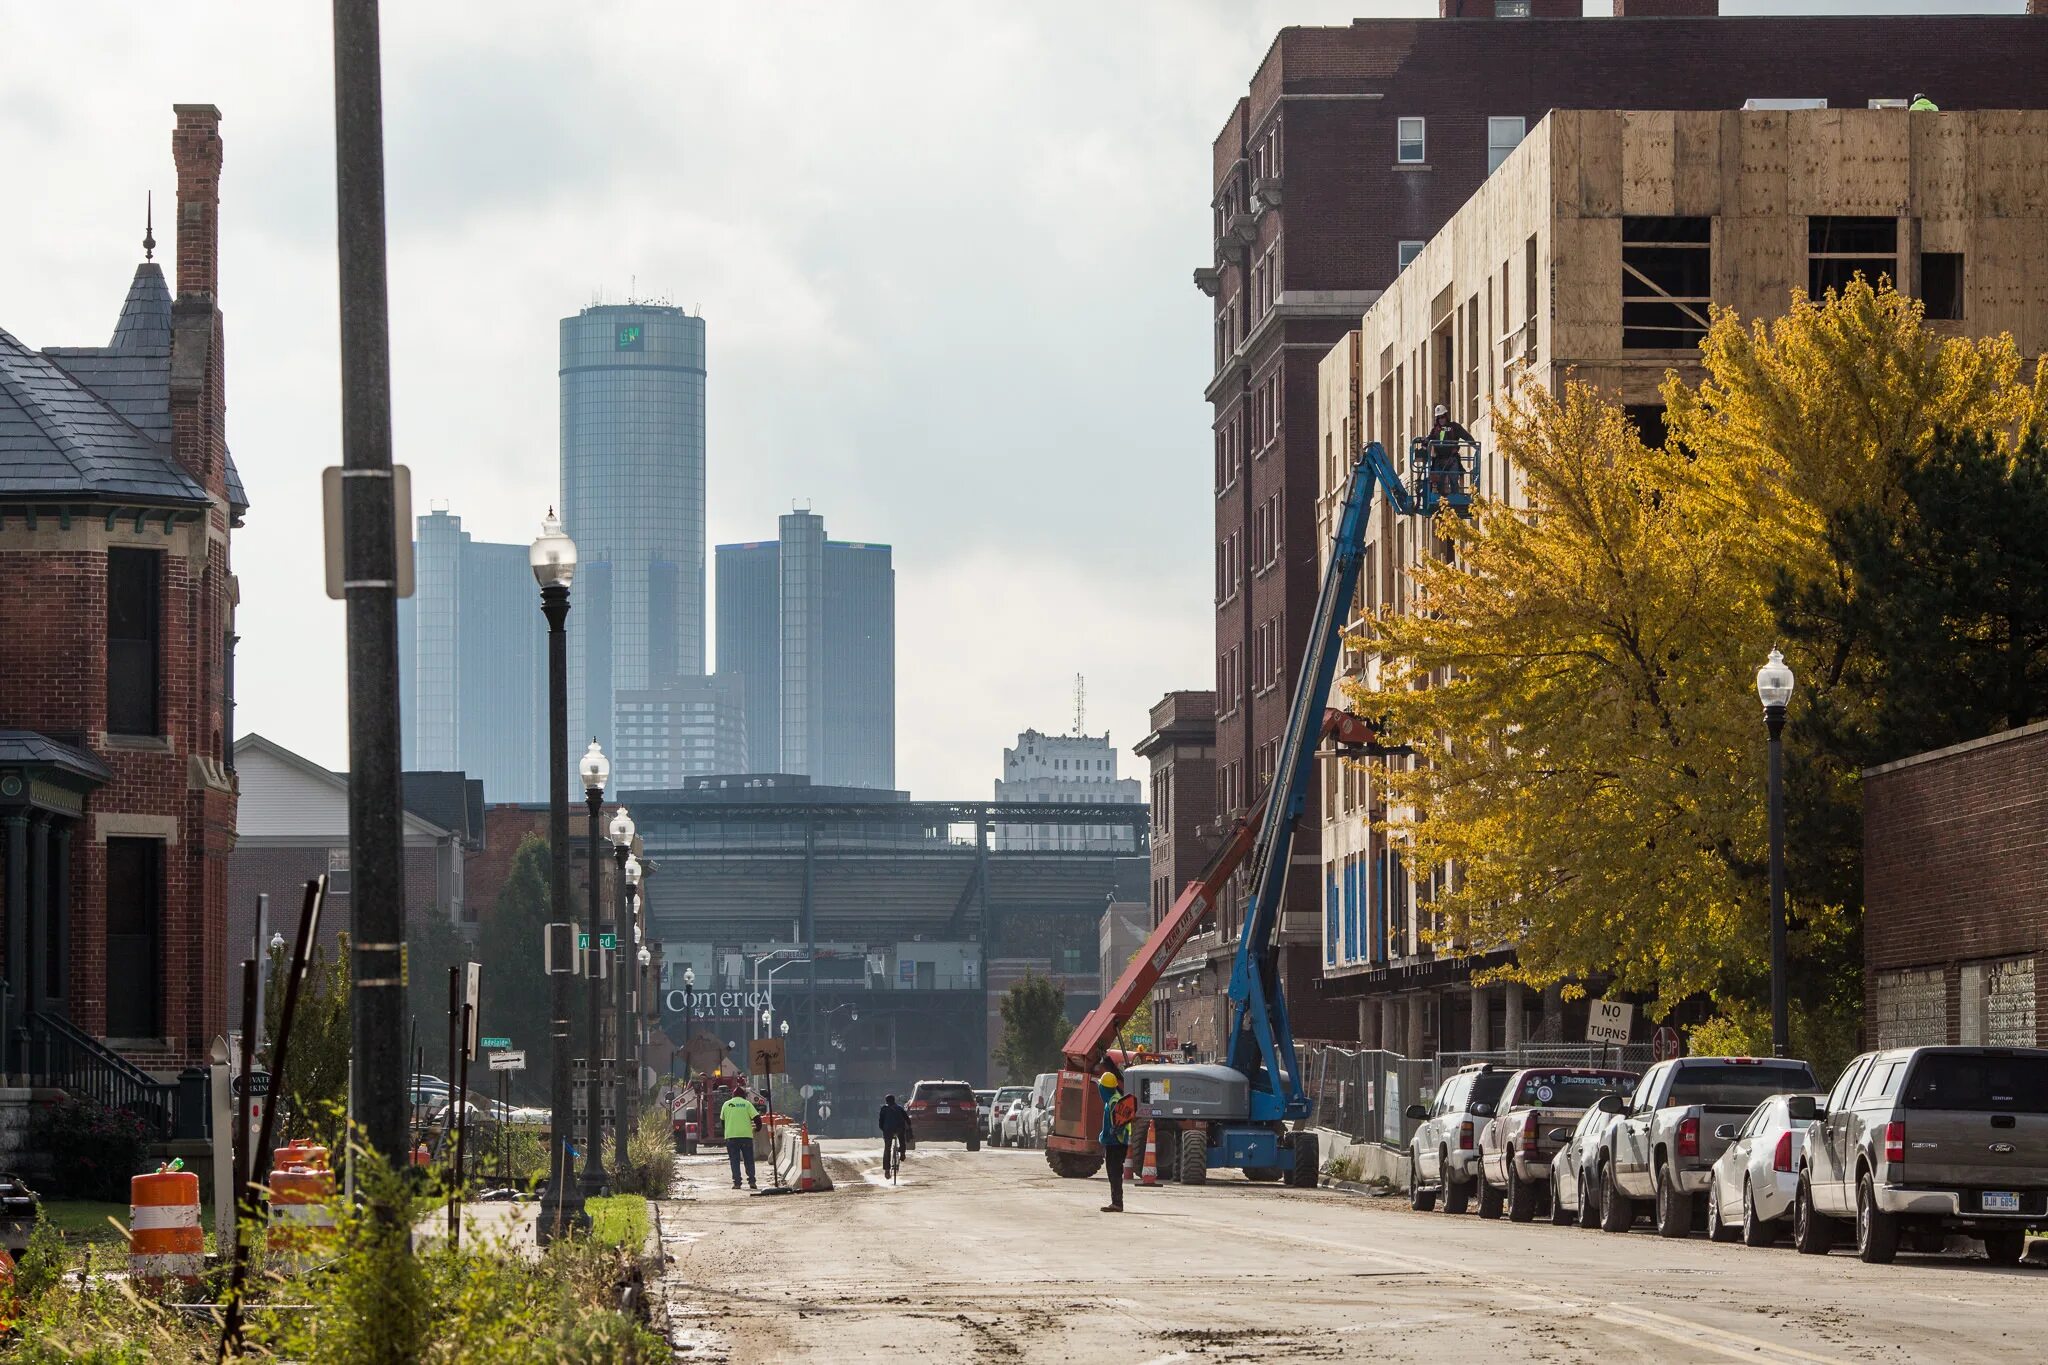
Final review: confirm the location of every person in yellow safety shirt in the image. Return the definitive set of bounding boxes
[1909,94,1938,111]
[720,1086,762,1190]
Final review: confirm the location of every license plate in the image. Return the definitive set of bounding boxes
[1982,1190,2020,1213]
[936,1105,950,1113]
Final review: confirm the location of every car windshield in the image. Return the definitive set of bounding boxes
[1667,1063,1818,1108]
[1512,1071,1635,1106]
[1904,1052,2048,1114]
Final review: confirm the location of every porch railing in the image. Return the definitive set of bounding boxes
[23,1011,194,1142]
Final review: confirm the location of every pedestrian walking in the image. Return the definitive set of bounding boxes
[1098,1068,1135,1213]
[878,1093,912,1180]
[721,1085,762,1190]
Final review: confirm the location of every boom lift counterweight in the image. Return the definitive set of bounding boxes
[1044,436,1477,1184]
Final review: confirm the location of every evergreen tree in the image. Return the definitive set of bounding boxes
[478,835,557,1098]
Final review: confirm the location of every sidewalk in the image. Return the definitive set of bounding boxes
[412,1198,542,1260]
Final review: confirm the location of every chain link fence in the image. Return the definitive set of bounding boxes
[1305,1042,1656,1151]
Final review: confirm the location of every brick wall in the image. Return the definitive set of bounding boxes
[465,806,548,930]
[1863,722,2048,1048]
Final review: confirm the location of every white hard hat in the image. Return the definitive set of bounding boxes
[1433,404,1449,419]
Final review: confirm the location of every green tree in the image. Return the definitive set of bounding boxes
[478,835,558,1095]
[406,911,472,1079]
[993,972,1067,1084]
[263,933,352,1148]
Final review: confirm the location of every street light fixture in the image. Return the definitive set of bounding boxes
[533,509,585,1242]
[1755,648,1795,1059]
[578,740,610,1197]
[610,807,636,1171]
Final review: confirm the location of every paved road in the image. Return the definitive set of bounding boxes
[653,1139,2040,1363]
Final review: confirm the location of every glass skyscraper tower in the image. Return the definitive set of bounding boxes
[560,303,707,759]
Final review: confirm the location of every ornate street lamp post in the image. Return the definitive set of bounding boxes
[578,741,610,1195]
[1756,648,1796,1059]
[530,510,585,1242]
[611,823,637,1172]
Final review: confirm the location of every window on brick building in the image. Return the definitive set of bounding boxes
[104,838,163,1038]
[1623,217,1712,350]
[106,548,162,736]
[1487,117,1526,174]
[327,847,352,897]
[1808,216,1897,299]
[1397,117,1425,164]
[1496,0,1531,14]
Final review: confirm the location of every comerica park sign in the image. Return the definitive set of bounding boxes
[663,988,770,1016]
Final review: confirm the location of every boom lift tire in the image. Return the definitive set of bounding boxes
[1045,1149,1102,1180]
[1177,1128,1208,1185]
[1288,1132,1320,1188]
[1244,1167,1284,1182]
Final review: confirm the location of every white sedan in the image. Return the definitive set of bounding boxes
[1703,1091,1821,1246]
[999,1097,1037,1148]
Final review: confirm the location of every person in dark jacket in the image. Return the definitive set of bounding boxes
[1098,1069,1133,1213]
[878,1093,912,1179]
[1425,404,1475,499]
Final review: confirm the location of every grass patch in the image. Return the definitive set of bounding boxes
[586,1194,648,1249]
[34,1198,217,1246]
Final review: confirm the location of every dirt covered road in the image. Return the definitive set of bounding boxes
[652,1139,2040,1363]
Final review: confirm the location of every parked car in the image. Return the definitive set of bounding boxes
[1407,1063,1513,1213]
[1030,1072,1060,1143]
[1475,1067,1638,1222]
[999,1097,1036,1148]
[987,1086,1031,1144]
[974,1089,996,1133]
[1596,1056,1820,1237]
[907,1079,981,1149]
[1551,1103,1630,1229]
[1702,1091,1823,1246]
[1795,1045,2048,1264]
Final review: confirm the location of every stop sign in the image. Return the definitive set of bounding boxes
[1651,1025,1684,1062]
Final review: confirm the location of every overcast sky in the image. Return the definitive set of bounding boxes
[0,0,2022,800]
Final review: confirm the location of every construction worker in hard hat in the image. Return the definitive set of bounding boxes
[1426,404,1476,500]
[1098,1067,1134,1213]
[1909,93,1938,112]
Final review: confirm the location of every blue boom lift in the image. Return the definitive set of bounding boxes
[1046,435,1477,1184]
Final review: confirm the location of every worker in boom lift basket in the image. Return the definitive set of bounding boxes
[1426,404,1475,499]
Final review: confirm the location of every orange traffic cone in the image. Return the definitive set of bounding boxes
[1140,1125,1160,1186]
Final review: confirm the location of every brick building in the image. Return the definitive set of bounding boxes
[1312,104,2048,1055]
[0,106,243,1072]
[1196,3,2048,1050]
[1864,723,2045,1050]
[1133,691,1223,1055]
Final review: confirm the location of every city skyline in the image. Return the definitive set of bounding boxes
[0,1,2022,802]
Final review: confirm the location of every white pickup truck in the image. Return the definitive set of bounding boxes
[1593,1056,1819,1237]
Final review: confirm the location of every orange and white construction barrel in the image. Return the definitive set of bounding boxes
[266,1162,337,1276]
[129,1166,203,1290]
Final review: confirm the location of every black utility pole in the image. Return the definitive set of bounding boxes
[532,518,584,1242]
[331,0,407,1180]
[580,758,609,1196]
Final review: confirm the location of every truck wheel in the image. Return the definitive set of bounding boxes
[1654,1165,1693,1239]
[1507,1165,1539,1223]
[1792,1172,1834,1255]
[1598,1160,1633,1233]
[1045,1149,1102,1179]
[1177,1128,1208,1185]
[1855,1171,1899,1264]
[1408,1158,1437,1212]
[1981,1231,2025,1265]
[1477,1161,1505,1220]
[1288,1132,1319,1188]
[1442,1152,1470,1215]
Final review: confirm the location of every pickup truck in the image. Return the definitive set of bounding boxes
[1593,1056,1819,1237]
[1474,1067,1637,1222]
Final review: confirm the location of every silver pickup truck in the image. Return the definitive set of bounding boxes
[1595,1056,1819,1237]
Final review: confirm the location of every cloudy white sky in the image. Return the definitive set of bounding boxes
[0,0,2022,800]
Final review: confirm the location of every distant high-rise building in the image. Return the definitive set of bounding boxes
[994,729,1142,851]
[560,302,706,759]
[613,676,748,791]
[713,511,895,788]
[397,509,544,800]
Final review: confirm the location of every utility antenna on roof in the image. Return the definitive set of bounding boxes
[1073,674,1086,736]
[143,192,155,262]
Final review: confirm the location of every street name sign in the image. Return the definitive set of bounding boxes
[1585,999,1635,1046]
[480,1035,511,1050]
[577,932,619,951]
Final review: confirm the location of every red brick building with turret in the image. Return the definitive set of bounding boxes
[0,105,245,1086]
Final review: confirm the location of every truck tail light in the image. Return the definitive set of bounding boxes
[1676,1115,1699,1160]
[1521,1112,1541,1157]
[1459,1120,1474,1151]
[1772,1131,1793,1173]
[1884,1121,1904,1164]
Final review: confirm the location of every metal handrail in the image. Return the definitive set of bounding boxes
[25,1011,181,1140]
